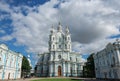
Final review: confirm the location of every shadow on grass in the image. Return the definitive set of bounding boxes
[31,78,83,81]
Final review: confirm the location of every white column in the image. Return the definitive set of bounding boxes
[49,63,53,77]
[116,49,120,65]
[63,62,66,76]
[54,64,57,76]
[67,63,70,77]
[74,64,77,76]
[43,65,45,76]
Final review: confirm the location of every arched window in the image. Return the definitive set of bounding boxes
[69,45,70,49]
[42,56,44,61]
[113,57,115,66]
[70,67,72,76]
[107,60,109,66]
[41,67,43,74]
[76,58,77,62]
[59,37,62,42]
[53,37,54,40]
[53,45,55,49]
[65,44,67,49]
[68,37,70,40]
[0,57,1,61]
[59,45,61,49]
[70,57,71,60]
[65,37,67,41]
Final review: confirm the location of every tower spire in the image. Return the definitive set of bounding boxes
[57,22,62,32]
[50,25,54,34]
[65,26,69,34]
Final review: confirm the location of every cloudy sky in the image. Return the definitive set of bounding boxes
[0,0,120,67]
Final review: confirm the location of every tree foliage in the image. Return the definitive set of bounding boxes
[22,56,31,72]
[83,53,95,78]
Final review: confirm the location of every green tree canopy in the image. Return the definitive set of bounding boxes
[83,53,95,78]
[22,56,31,72]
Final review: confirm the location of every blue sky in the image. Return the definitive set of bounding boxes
[0,0,120,68]
[0,0,52,68]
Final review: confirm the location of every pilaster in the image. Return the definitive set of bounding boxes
[49,63,53,77]
[63,62,66,76]
[67,63,70,77]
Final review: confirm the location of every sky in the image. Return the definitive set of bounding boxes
[0,0,120,68]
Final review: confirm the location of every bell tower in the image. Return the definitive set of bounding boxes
[49,25,56,52]
[64,26,71,52]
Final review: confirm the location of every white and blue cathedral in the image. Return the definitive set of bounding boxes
[36,23,84,77]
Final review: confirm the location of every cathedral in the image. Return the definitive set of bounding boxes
[36,23,84,77]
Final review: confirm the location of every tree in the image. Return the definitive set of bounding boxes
[83,53,95,78]
[21,56,31,77]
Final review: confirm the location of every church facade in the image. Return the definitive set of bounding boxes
[36,23,84,77]
[93,39,120,80]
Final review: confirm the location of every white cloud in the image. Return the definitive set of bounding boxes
[0,1,11,12]
[0,35,13,41]
[0,30,5,34]
[0,0,120,55]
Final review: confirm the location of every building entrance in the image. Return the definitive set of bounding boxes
[58,66,62,77]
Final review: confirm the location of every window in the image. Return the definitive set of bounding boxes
[113,57,115,66]
[107,60,109,66]
[47,56,49,60]
[53,45,55,49]
[42,56,44,61]
[58,55,61,59]
[68,37,70,40]
[76,58,77,62]
[0,57,1,61]
[65,44,67,49]
[6,59,8,64]
[70,57,72,61]
[59,45,61,48]
[18,63,20,66]
[59,38,61,42]
[10,60,12,67]
[109,71,111,77]
[65,37,67,41]
[53,37,54,40]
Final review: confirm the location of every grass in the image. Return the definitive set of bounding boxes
[31,78,82,81]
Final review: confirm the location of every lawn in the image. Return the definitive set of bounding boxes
[31,78,82,81]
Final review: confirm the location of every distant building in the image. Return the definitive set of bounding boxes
[93,39,120,80]
[0,44,23,80]
[36,23,84,77]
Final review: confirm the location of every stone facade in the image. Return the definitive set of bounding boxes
[0,44,23,80]
[36,23,84,77]
[93,39,120,80]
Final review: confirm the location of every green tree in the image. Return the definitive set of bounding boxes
[21,56,31,77]
[83,53,95,78]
